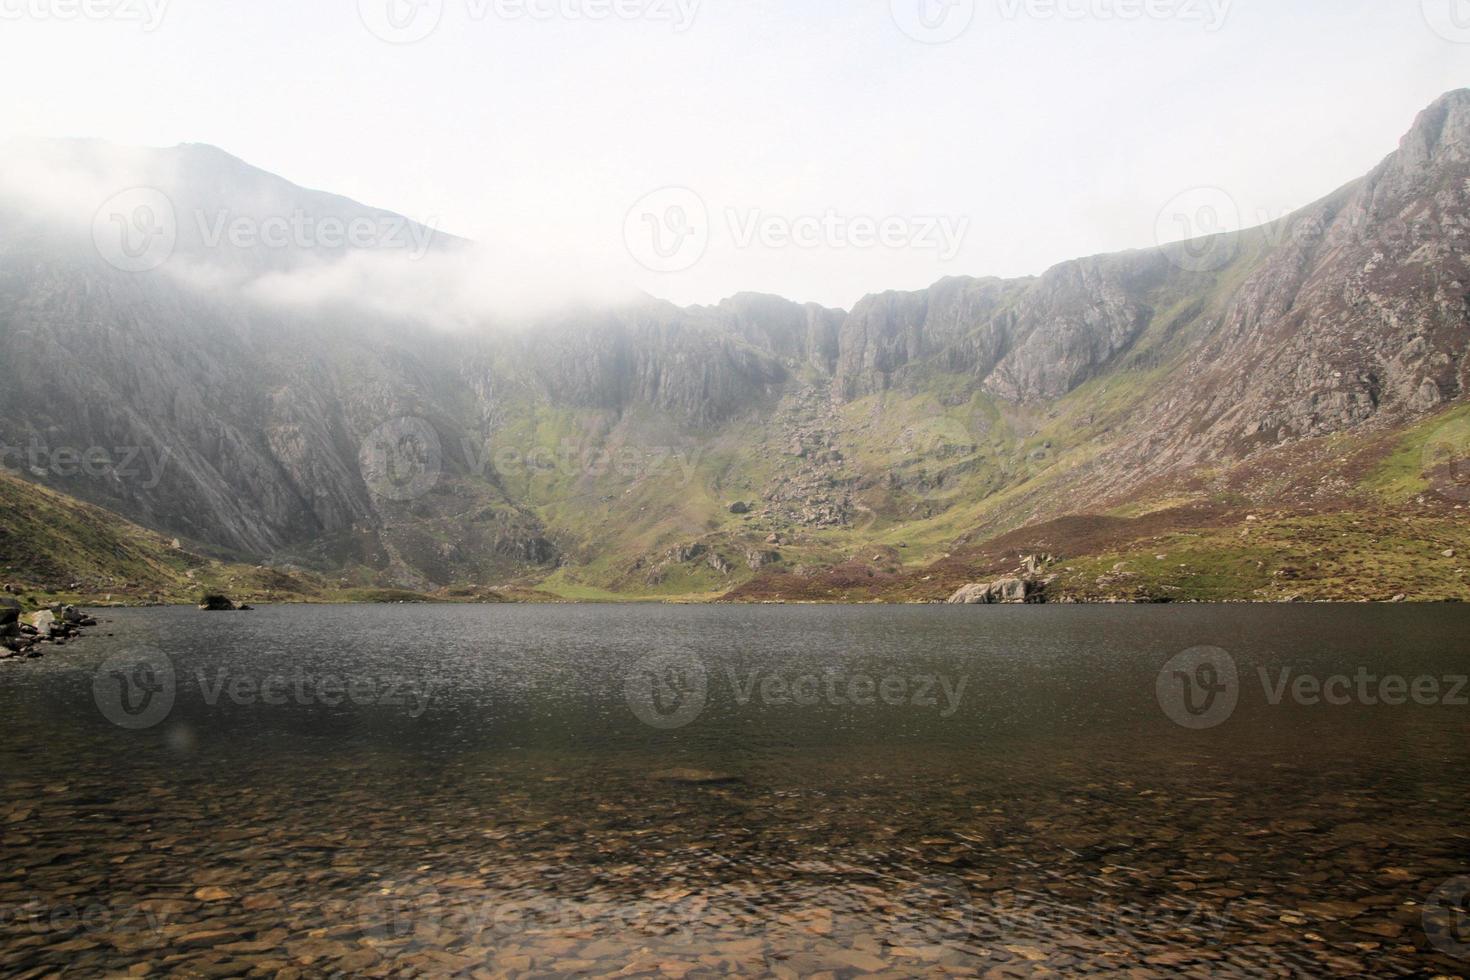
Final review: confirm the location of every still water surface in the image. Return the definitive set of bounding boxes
[2,604,1468,977]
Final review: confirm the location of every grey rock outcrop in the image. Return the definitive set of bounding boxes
[947,577,1043,604]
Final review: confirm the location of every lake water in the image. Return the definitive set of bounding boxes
[2,604,1468,977]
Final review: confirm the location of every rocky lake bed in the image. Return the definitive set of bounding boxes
[1,603,1467,977]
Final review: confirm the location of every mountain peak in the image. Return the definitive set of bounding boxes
[1395,88,1470,174]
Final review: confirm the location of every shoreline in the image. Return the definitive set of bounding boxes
[14,595,1467,611]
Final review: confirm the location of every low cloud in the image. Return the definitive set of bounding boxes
[174,242,638,329]
[0,138,639,328]
[0,138,182,236]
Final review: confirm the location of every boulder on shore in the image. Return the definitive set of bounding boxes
[23,610,57,634]
[3,604,94,658]
[948,577,1044,605]
[198,594,239,611]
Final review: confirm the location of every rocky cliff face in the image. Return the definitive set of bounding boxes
[500,301,797,427]
[0,93,1466,589]
[832,256,1169,403]
[1102,89,1470,483]
[834,277,1024,399]
[698,292,846,375]
[831,90,1470,490]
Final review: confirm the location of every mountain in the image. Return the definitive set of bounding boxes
[1,93,1468,602]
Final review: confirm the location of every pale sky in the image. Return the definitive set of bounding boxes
[0,0,1465,310]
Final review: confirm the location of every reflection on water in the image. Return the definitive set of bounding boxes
[1,604,1468,976]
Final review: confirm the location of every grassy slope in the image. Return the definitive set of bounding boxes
[728,405,1470,604]
[8,398,1468,606]
[1050,510,1470,603]
[507,381,1470,604]
[0,470,320,607]
[0,471,551,607]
